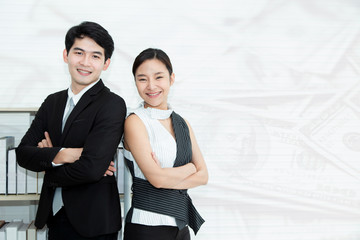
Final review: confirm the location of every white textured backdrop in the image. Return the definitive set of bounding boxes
[1,0,360,239]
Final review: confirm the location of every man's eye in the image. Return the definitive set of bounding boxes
[93,55,100,59]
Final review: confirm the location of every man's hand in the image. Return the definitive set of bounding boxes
[38,131,83,165]
[37,131,53,148]
[104,161,116,176]
[38,132,116,176]
[53,148,83,164]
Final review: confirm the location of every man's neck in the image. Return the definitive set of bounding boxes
[70,79,100,95]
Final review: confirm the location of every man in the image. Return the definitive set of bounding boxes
[16,21,126,239]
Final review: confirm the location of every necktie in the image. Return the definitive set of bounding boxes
[62,98,75,132]
[53,97,75,215]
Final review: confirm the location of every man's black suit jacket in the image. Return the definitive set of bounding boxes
[16,80,126,237]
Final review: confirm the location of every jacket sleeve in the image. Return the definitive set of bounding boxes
[45,95,126,187]
[16,95,62,172]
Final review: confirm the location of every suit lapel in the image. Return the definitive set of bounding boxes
[49,91,68,147]
[60,80,105,141]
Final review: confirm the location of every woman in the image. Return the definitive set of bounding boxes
[123,48,208,240]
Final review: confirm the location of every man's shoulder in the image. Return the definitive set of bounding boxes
[100,86,125,105]
[42,89,67,103]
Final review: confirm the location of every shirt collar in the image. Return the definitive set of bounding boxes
[67,79,100,105]
[140,102,173,120]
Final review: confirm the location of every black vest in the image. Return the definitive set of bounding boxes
[125,112,205,235]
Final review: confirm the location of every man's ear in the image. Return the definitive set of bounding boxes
[63,49,68,63]
[103,58,111,71]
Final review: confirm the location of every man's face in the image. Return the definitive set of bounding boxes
[63,36,110,94]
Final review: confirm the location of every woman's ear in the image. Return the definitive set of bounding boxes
[170,73,175,86]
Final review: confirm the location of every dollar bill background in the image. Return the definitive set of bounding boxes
[1,0,360,239]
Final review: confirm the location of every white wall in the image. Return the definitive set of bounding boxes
[1,0,360,239]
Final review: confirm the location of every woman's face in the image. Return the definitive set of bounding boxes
[134,59,174,110]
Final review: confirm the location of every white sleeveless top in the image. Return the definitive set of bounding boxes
[124,103,177,226]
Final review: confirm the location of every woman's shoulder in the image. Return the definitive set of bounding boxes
[125,112,142,125]
[126,103,146,118]
[124,113,148,140]
[125,106,148,130]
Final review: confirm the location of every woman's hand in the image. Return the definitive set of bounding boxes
[151,152,161,167]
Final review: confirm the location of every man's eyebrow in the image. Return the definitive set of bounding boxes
[73,47,85,52]
[73,47,103,56]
